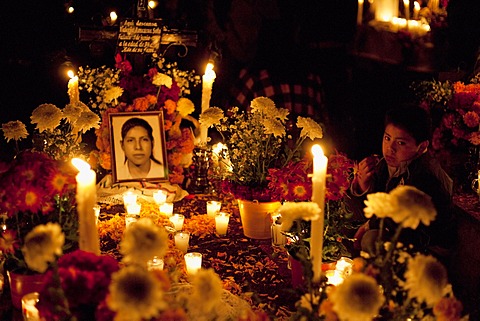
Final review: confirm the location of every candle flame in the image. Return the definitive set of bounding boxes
[311,144,324,157]
[67,70,75,79]
[72,158,91,172]
[205,62,214,73]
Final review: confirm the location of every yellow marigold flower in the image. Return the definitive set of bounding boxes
[1,120,28,142]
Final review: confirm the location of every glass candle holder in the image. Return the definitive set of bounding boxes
[325,269,345,286]
[126,202,141,215]
[174,231,190,253]
[206,201,221,218]
[159,202,174,217]
[125,214,139,228]
[184,252,202,275]
[22,292,40,321]
[336,257,354,277]
[147,256,164,271]
[169,214,185,231]
[215,212,230,236]
[123,190,137,207]
[153,190,167,205]
[271,220,286,246]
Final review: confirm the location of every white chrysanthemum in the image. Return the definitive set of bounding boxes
[152,73,173,88]
[363,192,394,219]
[388,185,437,229]
[297,116,323,140]
[30,104,63,132]
[263,118,286,137]
[104,86,124,103]
[120,218,168,267]
[250,96,276,114]
[298,293,320,313]
[176,97,195,117]
[74,110,101,133]
[278,202,321,231]
[404,254,448,306]
[189,268,224,314]
[22,223,65,273]
[199,107,224,128]
[1,120,28,142]
[63,103,84,123]
[108,265,165,321]
[330,273,385,321]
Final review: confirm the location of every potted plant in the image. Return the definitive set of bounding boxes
[200,97,324,238]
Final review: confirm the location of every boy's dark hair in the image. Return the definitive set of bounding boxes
[384,104,432,143]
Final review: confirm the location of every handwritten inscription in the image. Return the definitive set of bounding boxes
[117,19,162,54]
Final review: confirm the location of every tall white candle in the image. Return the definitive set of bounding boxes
[72,158,100,255]
[310,144,327,282]
[357,0,364,25]
[403,0,410,25]
[199,62,216,146]
[413,1,420,19]
[67,70,79,105]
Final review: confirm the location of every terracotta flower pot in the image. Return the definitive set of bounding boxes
[7,271,46,310]
[237,199,281,239]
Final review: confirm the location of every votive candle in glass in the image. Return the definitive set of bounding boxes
[153,190,167,205]
[336,257,354,277]
[147,256,164,271]
[126,202,141,215]
[325,269,344,286]
[206,201,221,218]
[184,252,202,275]
[22,292,40,321]
[123,190,137,207]
[174,231,190,253]
[159,202,174,217]
[125,214,139,228]
[169,214,185,231]
[215,212,230,236]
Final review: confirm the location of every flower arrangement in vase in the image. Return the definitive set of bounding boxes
[200,97,324,201]
[79,53,201,185]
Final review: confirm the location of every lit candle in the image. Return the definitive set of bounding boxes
[125,214,138,228]
[126,202,141,215]
[123,190,137,207]
[413,1,420,19]
[169,214,185,231]
[184,252,202,275]
[310,145,327,282]
[325,270,344,286]
[153,190,167,205]
[206,200,221,218]
[21,292,40,321]
[357,0,364,25]
[67,70,80,105]
[199,62,216,146]
[336,257,354,277]
[271,214,286,246]
[174,231,190,253]
[72,158,100,255]
[159,202,174,217]
[147,256,164,271]
[93,205,101,225]
[403,0,410,25]
[215,212,230,236]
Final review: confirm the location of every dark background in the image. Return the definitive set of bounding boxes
[0,0,479,161]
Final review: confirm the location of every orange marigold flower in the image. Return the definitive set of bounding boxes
[164,119,173,131]
[168,170,184,185]
[150,269,171,292]
[164,99,177,115]
[463,111,480,128]
[155,308,188,321]
[50,173,67,193]
[0,230,19,254]
[100,152,112,170]
[352,257,367,273]
[469,131,480,145]
[22,188,42,213]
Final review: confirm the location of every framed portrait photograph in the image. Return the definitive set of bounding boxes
[110,111,168,183]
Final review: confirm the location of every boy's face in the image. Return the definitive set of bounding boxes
[382,124,424,167]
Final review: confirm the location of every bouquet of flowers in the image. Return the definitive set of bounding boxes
[0,150,78,274]
[200,97,324,201]
[411,73,480,151]
[79,53,201,184]
[285,186,468,321]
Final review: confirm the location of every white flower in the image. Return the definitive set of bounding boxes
[263,118,286,137]
[152,73,172,88]
[176,97,195,117]
[404,254,448,306]
[63,103,85,124]
[74,110,101,134]
[199,107,224,128]
[363,192,394,219]
[120,218,168,267]
[30,104,63,132]
[189,268,224,314]
[1,120,28,142]
[297,116,323,140]
[104,86,124,103]
[330,273,385,321]
[278,202,321,231]
[389,185,437,229]
[22,222,65,273]
[108,265,165,321]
